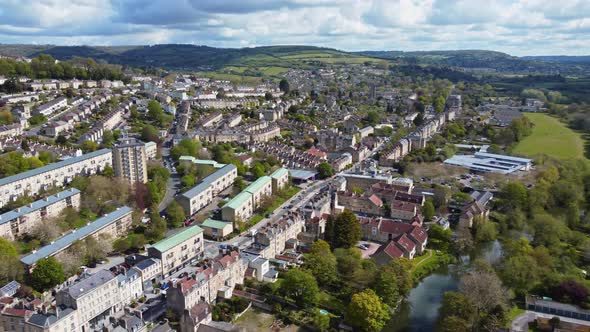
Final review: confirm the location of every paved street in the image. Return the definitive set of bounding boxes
[510,312,535,332]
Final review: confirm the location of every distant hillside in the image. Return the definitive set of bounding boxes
[0,44,376,72]
[355,50,590,75]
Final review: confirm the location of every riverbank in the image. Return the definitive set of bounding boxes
[411,250,455,284]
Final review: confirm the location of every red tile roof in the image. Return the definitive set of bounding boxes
[391,200,417,212]
[305,147,327,158]
[396,234,416,253]
[378,220,413,235]
[381,241,404,258]
[368,194,383,207]
[2,308,31,317]
[410,226,428,244]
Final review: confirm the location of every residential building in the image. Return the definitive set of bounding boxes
[24,307,79,332]
[244,176,272,208]
[0,149,112,208]
[131,258,163,291]
[113,137,148,184]
[56,270,119,330]
[201,219,233,240]
[270,168,289,193]
[221,192,254,223]
[0,188,81,240]
[336,192,384,216]
[20,206,133,269]
[177,164,238,216]
[144,141,157,160]
[148,226,205,277]
[246,211,305,259]
[167,250,247,310]
[35,97,67,116]
[460,201,489,228]
[390,200,419,221]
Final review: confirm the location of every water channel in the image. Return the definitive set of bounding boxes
[384,240,504,331]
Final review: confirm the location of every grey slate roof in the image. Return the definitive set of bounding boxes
[0,149,111,188]
[27,307,76,328]
[64,270,115,299]
[0,188,80,225]
[20,206,132,266]
[181,164,237,200]
[134,258,158,271]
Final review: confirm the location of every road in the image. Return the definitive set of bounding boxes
[510,312,535,332]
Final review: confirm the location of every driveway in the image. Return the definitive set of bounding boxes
[511,312,535,332]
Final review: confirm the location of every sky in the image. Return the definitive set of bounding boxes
[0,0,589,56]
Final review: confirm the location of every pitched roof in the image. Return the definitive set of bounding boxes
[390,200,417,212]
[151,226,203,253]
[270,167,288,179]
[65,270,115,299]
[223,191,252,210]
[409,226,428,243]
[244,176,271,194]
[0,188,80,225]
[368,194,383,207]
[396,234,416,253]
[381,241,403,258]
[377,219,413,235]
[21,206,133,266]
[0,149,111,188]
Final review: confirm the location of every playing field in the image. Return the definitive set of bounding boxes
[513,113,586,160]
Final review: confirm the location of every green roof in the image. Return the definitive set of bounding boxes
[270,168,288,179]
[245,176,271,194]
[145,141,157,147]
[151,226,203,252]
[202,219,231,230]
[224,191,252,210]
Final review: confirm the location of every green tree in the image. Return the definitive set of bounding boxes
[80,140,98,153]
[372,267,401,307]
[422,199,435,221]
[279,79,290,93]
[434,95,446,113]
[30,257,65,291]
[365,111,379,126]
[499,182,528,212]
[303,240,337,285]
[181,174,196,188]
[280,269,319,308]
[332,209,361,249]
[166,201,186,228]
[346,289,390,332]
[0,238,22,283]
[316,162,334,179]
[141,124,160,143]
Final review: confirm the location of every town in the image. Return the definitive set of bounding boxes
[0,32,589,332]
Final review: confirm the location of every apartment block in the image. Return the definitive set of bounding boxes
[221,191,254,223]
[148,226,204,277]
[244,176,272,208]
[0,149,112,208]
[177,164,237,216]
[21,206,133,269]
[112,138,148,184]
[0,188,81,240]
[270,168,289,193]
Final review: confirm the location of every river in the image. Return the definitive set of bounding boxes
[384,240,504,331]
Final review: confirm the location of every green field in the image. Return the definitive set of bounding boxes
[513,113,586,160]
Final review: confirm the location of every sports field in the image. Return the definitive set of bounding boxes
[513,113,586,160]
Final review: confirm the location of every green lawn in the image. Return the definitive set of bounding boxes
[513,113,586,160]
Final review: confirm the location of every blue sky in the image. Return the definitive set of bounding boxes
[0,0,588,56]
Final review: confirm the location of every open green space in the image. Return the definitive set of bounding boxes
[513,113,586,160]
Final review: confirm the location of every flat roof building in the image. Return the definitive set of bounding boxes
[177,164,237,216]
[444,152,533,174]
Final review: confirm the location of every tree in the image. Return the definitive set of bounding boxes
[279,79,290,93]
[166,201,186,228]
[365,111,379,126]
[459,271,508,317]
[434,95,446,113]
[141,124,160,143]
[80,140,98,153]
[346,289,390,332]
[422,199,435,221]
[332,209,361,249]
[413,112,425,126]
[303,240,337,285]
[30,257,65,291]
[0,239,22,283]
[372,267,401,307]
[312,309,330,331]
[498,182,528,212]
[181,174,196,188]
[316,162,334,179]
[280,269,319,308]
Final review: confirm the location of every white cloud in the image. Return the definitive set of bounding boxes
[0,0,587,55]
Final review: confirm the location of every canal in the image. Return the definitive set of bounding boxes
[384,240,504,331]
